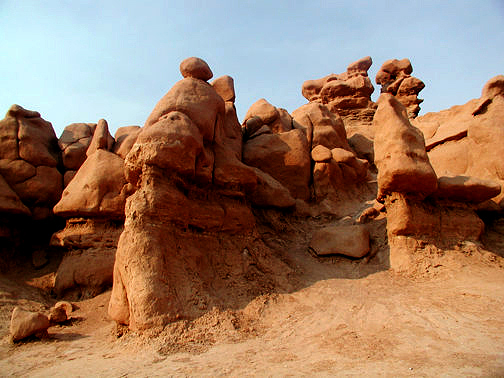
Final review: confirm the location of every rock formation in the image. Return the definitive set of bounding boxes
[0,105,62,220]
[51,119,131,297]
[108,58,292,331]
[301,56,376,131]
[0,55,502,335]
[413,75,504,209]
[375,58,425,118]
[373,93,500,271]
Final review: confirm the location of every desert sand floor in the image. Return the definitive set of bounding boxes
[1,246,504,378]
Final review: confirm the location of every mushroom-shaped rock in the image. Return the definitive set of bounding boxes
[310,225,370,258]
[179,57,213,81]
[434,176,501,203]
[10,307,50,342]
[374,94,437,201]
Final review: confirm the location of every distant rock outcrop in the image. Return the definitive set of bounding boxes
[301,56,376,129]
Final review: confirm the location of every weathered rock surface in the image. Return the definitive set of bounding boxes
[243,129,311,200]
[10,307,50,342]
[292,102,351,151]
[59,123,96,170]
[243,99,292,136]
[49,301,72,323]
[86,119,114,156]
[309,225,370,258]
[51,218,123,297]
[374,94,437,201]
[0,174,31,215]
[55,247,116,297]
[375,58,425,118]
[249,168,296,208]
[311,145,332,162]
[385,192,484,242]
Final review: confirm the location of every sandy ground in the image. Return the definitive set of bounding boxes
[1,238,504,377]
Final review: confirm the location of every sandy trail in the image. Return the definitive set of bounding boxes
[1,254,503,377]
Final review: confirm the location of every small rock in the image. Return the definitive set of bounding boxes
[10,307,50,342]
[49,301,73,324]
[49,306,67,324]
[310,225,370,258]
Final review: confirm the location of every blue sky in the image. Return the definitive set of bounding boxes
[1,1,503,137]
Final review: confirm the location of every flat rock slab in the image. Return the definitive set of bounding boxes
[310,224,370,258]
[434,175,501,203]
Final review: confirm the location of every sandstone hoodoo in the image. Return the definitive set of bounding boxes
[373,92,501,271]
[108,58,292,331]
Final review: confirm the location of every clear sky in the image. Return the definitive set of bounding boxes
[1,1,503,137]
